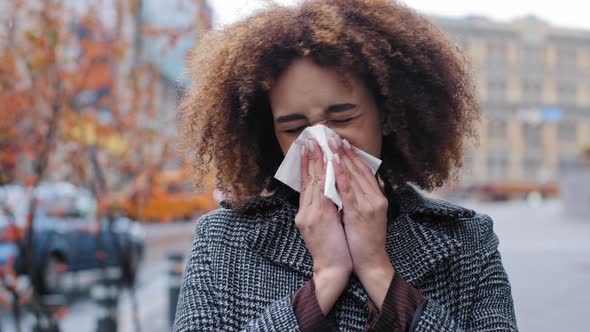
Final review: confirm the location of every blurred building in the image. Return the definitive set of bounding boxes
[141,0,213,170]
[432,15,590,186]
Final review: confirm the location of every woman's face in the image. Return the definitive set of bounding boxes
[269,57,383,158]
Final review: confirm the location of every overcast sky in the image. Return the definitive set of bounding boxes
[209,0,590,30]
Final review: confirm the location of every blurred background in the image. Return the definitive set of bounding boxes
[0,0,588,331]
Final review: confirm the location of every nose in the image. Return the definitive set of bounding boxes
[308,118,329,127]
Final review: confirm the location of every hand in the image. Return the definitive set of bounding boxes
[295,138,352,314]
[328,137,395,309]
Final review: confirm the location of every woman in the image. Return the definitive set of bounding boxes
[174,0,517,331]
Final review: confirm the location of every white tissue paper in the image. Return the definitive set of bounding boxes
[274,124,382,210]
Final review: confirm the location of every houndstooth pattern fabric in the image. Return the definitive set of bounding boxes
[173,184,518,331]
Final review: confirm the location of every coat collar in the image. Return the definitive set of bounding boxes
[241,183,475,304]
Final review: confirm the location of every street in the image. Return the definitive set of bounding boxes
[1,200,589,331]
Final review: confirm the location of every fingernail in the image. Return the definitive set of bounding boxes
[332,153,341,164]
[306,139,315,153]
[323,154,328,164]
[343,139,351,149]
[301,143,306,156]
[328,137,338,150]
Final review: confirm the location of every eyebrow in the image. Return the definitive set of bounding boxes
[275,103,357,124]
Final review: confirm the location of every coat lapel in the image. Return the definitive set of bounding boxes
[245,204,313,279]
[244,184,475,304]
[385,186,461,284]
[387,214,461,284]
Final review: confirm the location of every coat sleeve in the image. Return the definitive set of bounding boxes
[412,215,518,332]
[173,215,302,332]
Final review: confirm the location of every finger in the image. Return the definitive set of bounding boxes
[310,139,331,204]
[331,152,359,210]
[334,141,365,196]
[314,139,329,203]
[328,137,356,177]
[328,137,364,199]
[340,152,365,197]
[307,139,323,203]
[341,139,381,195]
[340,152,373,197]
[299,142,311,206]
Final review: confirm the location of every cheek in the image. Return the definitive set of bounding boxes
[274,131,295,156]
[336,120,382,158]
[347,134,382,158]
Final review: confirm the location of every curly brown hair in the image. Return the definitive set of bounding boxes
[179,0,480,206]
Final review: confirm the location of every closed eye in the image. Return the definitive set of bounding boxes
[331,118,353,124]
[285,126,306,134]
[284,118,354,134]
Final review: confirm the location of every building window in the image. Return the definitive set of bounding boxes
[487,40,508,63]
[522,123,543,147]
[555,44,578,76]
[521,45,544,76]
[523,143,545,181]
[522,79,543,103]
[487,80,507,101]
[485,37,511,78]
[488,118,507,139]
[557,82,577,104]
[558,121,577,141]
[487,148,510,181]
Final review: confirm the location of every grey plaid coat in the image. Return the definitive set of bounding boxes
[173,184,518,331]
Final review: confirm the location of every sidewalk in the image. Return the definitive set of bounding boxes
[463,199,590,332]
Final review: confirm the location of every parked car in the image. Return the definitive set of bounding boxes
[0,182,145,294]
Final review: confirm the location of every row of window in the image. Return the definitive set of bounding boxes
[487,120,579,142]
[461,151,581,181]
[453,36,589,72]
[485,79,586,104]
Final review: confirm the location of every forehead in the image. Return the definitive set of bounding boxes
[269,57,362,114]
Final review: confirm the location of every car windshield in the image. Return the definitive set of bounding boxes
[0,183,97,226]
[0,185,28,227]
